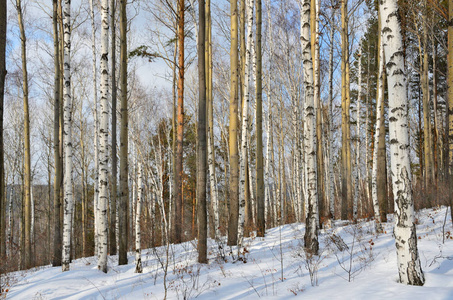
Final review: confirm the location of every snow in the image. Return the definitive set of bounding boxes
[5,206,453,299]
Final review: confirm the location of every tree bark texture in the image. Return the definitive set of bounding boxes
[61,0,73,272]
[118,0,129,265]
[300,0,319,255]
[380,0,425,286]
[228,0,239,247]
[97,0,110,273]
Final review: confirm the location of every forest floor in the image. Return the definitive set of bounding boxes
[4,206,453,299]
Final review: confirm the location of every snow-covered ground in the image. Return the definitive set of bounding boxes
[4,206,453,299]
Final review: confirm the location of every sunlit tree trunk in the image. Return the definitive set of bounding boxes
[372,37,384,234]
[118,0,129,265]
[174,0,185,244]
[61,0,73,272]
[380,0,425,286]
[340,0,352,220]
[228,0,240,247]
[299,0,318,255]
[97,0,110,273]
[238,0,254,249]
[353,45,362,222]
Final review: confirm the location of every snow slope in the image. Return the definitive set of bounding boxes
[5,206,453,299]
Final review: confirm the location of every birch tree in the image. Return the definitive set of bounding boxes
[135,163,143,273]
[379,0,424,286]
[238,0,254,250]
[299,0,318,255]
[372,38,384,234]
[205,0,219,241]
[97,0,110,273]
[61,0,74,272]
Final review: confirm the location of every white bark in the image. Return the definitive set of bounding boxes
[380,0,425,286]
[238,0,254,250]
[62,0,74,272]
[135,163,143,273]
[89,0,100,258]
[372,38,384,234]
[97,0,110,273]
[300,0,318,254]
[207,111,219,240]
[353,45,362,222]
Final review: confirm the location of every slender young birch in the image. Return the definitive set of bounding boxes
[300,0,318,255]
[238,0,254,250]
[372,37,384,234]
[353,45,362,222]
[89,0,100,257]
[97,0,110,273]
[61,0,73,272]
[379,0,425,286]
[326,3,335,224]
[205,0,219,241]
[135,163,143,273]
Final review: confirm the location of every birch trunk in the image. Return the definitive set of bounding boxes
[89,0,100,258]
[353,45,362,222]
[238,0,254,249]
[205,0,219,241]
[97,0,110,273]
[372,38,384,234]
[61,0,73,272]
[135,163,143,273]
[300,0,318,255]
[380,0,425,285]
